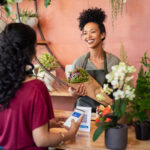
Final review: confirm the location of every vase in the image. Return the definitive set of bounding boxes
[134,121,150,140]
[43,70,56,92]
[37,70,56,91]
[105,124,128,150]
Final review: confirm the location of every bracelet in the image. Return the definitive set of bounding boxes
[59,132,65,145]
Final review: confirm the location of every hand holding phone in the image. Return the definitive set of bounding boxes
[64,108,85,128]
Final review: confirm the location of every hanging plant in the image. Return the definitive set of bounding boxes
[110,0,127,26]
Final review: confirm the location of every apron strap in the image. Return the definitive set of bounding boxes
[82,52,90,69]
[82,51,108,74]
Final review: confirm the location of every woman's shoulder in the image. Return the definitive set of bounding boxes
[72,53,87,69]
[108,53,120,63]
[23,79,46,89]
[107,53,120,72]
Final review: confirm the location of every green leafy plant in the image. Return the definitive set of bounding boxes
[128,52,150,122]
[39,53,59,71]
[93,62,136,141]
[2,0,51,17]
[67,68,89,83]
[14,9,38,23]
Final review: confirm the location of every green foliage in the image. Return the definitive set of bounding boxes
[39,53,59,71]
[18,9,37,17]
[44,0,51,8]
[93,123,109,141]
[3,0,51,17]
[128,52,150,122]
[67,68,89,83]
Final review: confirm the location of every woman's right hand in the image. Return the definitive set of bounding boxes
[68,84,87,97]
[67,115,84,138]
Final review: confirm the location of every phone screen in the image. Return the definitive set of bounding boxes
[64,109,84,128]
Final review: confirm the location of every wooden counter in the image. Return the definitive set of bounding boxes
[51,110,150,150]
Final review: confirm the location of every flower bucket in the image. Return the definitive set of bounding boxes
[105,124,128,150]
[134,121,150,140]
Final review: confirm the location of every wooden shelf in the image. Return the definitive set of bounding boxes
[37,40,49,45]
[49,89,72,97]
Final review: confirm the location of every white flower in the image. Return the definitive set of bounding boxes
[103,84,113,95]
[127,66,136,73]
[105,73,113,83]
[111,65,118,72]
[111,80,119,89]
[125,75,134,83]
[125,89,135,100]
[113,90,125,100]
[96,93,105,101]
[114,71,125,81]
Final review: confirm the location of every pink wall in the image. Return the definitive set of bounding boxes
[17,0,150,82]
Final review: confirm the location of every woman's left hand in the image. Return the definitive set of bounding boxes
[49,117,66,128]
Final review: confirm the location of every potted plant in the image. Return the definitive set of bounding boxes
[14,9,38,27]
[93,62,136,149]
[36,53,59,91]
[127,52,150,140]
[2,0,51,17]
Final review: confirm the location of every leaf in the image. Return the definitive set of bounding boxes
[44,0,51,8]
[4,4,12,17]
[93,125,107,141]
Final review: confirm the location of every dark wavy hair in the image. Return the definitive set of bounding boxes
[78,8,106,40]
[0,23,36,109]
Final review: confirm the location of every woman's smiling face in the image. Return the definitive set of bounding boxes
[82,22,105,49]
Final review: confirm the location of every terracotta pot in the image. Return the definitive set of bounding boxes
[105,124,128,150]
[134,121,150,140]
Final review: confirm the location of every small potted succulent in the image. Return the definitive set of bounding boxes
[36,53,59,91]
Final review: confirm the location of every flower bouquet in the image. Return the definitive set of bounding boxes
[93,62,136,149]
[66,68,113,105]
[67,68,89,83]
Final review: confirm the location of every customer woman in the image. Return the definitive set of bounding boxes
[69,8,120,112]
[0,23,82,150]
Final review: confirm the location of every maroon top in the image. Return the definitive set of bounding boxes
[0,79,54,150]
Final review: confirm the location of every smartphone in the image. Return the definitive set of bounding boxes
[64,108,85,128]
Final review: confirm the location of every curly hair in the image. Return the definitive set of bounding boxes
[0,23,36,109]
[78,8,106,40]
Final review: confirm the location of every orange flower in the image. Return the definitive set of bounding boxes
[102,105,111,117]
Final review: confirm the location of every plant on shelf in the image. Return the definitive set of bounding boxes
[1,0,51,17]
[34,53,59,91]
[127,52,150,140]
[93,62,136,149]
[14,9,38,27]
[38,53,59,72]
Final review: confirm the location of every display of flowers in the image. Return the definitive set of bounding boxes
[96,62,136,102]
[93,62,136,141]
[67,68,89,83]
